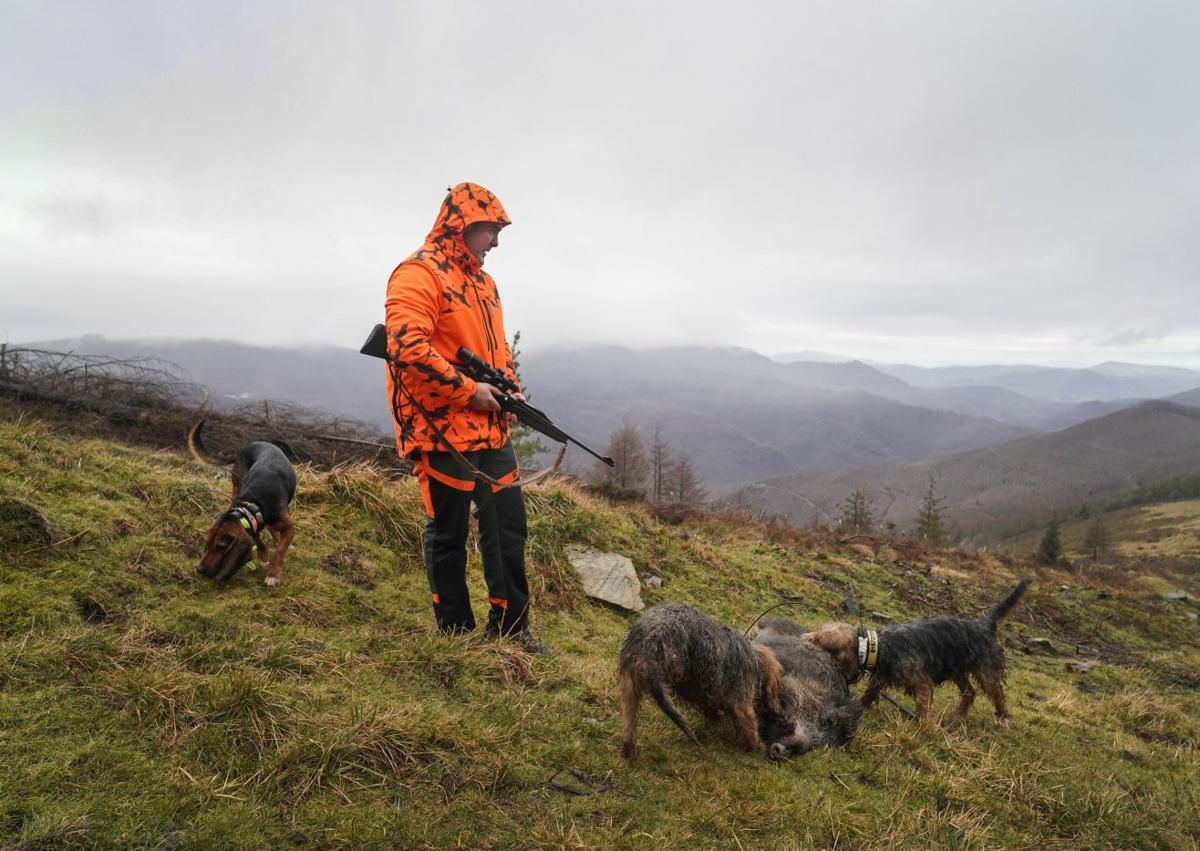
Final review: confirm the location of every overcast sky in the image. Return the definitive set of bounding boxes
[3,1,1198,368]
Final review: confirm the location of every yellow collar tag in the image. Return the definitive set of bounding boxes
[238,517,258,570]
[865,630,879,669]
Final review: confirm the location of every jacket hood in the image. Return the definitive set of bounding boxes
[420,182,510,274]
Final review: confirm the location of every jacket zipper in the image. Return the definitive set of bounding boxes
[469,279,499,367]
[467,277,502,435]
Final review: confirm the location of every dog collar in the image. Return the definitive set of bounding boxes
[230,502,264,535]
[857,629,879,670]
[236,520,258,572]
[232,504,262,572]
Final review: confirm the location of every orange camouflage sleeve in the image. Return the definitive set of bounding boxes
[384,263,478,409]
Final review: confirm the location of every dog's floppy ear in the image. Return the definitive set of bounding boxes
[803,624,860,681]
[801,627,838,652]
[753,643,784,713]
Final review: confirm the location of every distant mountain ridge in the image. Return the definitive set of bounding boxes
[18,336,1035,487]
[1168,387,1200,408]
[729,400,1200,542]
[875,361,1200,402]
[772,350,851,363]
[517,345,1033,486]
[17,337,1200,499]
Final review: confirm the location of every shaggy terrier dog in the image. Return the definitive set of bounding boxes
[618,603,783,758]
[804,579,1031,721]
[749,617,863,761]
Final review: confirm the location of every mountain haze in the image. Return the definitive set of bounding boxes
[877,362,1200,403]
[731,401,1200,542]
[519,345,1033,486]
[18,337,1199,503]
[18,337,1038,488]
[23,335,392,428]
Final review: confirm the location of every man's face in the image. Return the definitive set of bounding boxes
[463,222,502,264]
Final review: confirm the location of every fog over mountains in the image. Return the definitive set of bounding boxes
[15,335,1200,539]
[731,400,1200,542]
[873,361,1200,404]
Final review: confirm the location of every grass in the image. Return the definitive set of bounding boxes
[1,402,1199,849]
[1008,498,1200,563]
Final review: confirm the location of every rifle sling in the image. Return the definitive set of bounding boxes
[387,359,563,490]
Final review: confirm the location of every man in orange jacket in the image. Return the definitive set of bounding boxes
[384,182,545,652]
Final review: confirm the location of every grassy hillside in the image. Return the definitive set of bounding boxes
[1,404,1198,849]
[1011,499,1200,562]
[733,400,1200,543]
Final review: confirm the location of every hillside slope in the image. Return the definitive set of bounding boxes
[520,345,1031,486]
[1006,498,1200,562]
[733,401,1200,541]
[1,404,1198,848]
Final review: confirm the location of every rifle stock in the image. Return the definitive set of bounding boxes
[360,323,388,359]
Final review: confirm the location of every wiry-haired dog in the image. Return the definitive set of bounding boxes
[804,579,1031,721]
[618,603,783,758]
[749,617,863,761]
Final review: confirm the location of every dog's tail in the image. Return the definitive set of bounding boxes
[987,578,1032,629]
[187,419,236,466]
[645,670,700,745]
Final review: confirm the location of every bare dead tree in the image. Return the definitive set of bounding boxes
[0,346,404,472]
[650,425,674,503]
[667,457,708,506]
[595,421,649,495]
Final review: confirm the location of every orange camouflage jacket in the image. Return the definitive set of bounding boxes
[384,182,519,456]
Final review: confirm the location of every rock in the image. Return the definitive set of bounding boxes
[870,611,892,623]
[1068,659,1100,673]
[564,545,645,612]
[643,575,662,589]
[1026,637,1056,654]
[1059,585,1071,592]
[842,587,861,617]
[1162,591,1189,602]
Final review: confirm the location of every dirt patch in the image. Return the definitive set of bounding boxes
[0,496,62,552]
[72,592,122,625]
[320,549,380,589]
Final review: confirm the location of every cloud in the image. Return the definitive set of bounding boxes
[2,2,1200,368]
[1078,321,1176,348]
[25,195,114,239]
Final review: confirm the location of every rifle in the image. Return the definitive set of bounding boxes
[360,324,614,467]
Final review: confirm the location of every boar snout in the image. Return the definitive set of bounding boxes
[768,730,815,761]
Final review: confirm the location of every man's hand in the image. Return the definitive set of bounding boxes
[506,391,525,425]
[469,382,503,411]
